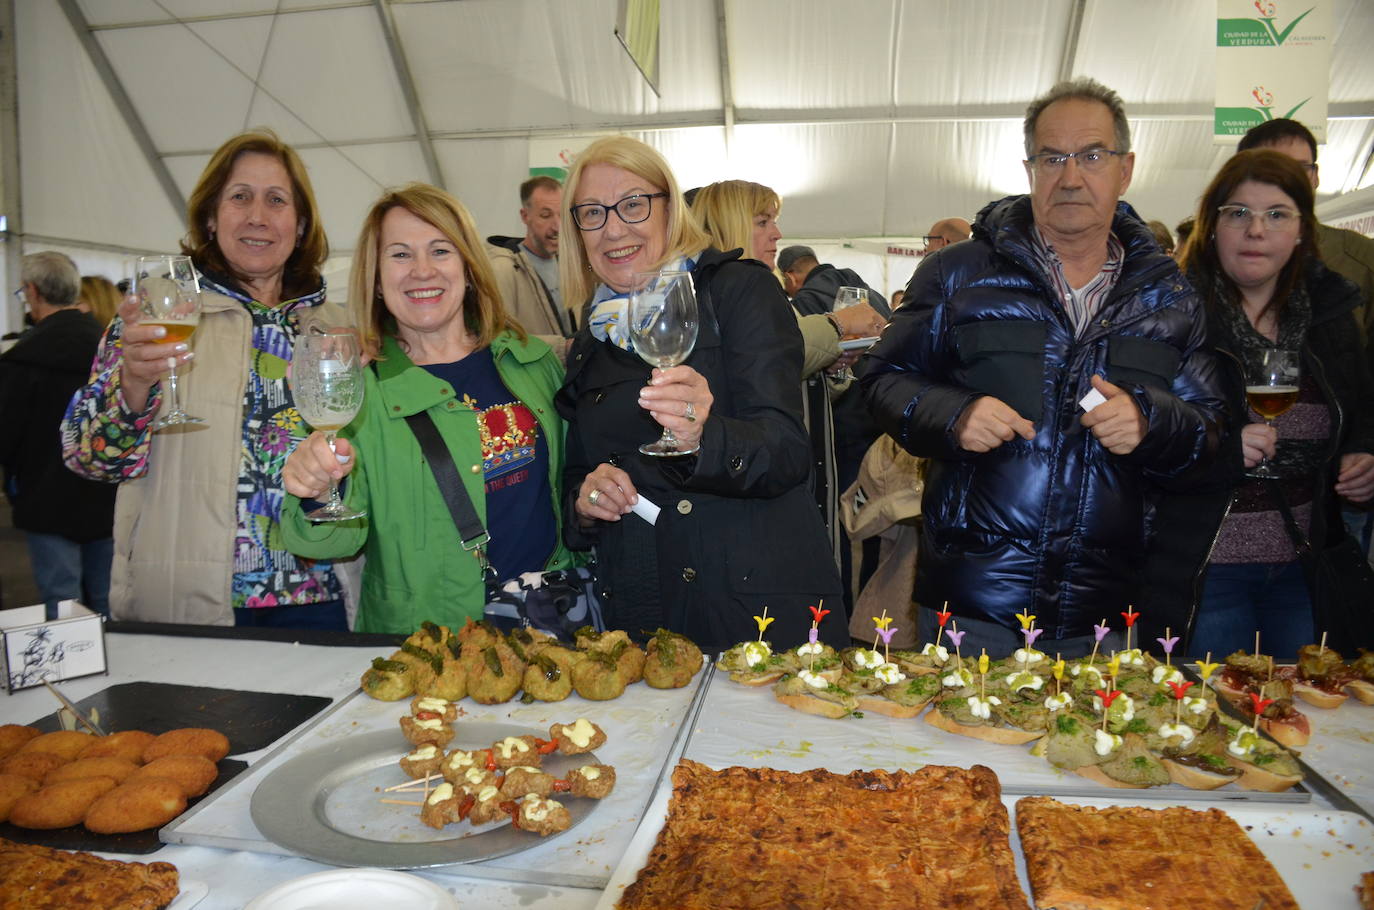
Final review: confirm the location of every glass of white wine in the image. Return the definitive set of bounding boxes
[628,269,699,457]
[134,255,202,429]
[292,329,366,521]
[1245,348,1300,478]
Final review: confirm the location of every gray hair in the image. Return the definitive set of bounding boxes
[1023,77,1131,158]
[20,251,81,307]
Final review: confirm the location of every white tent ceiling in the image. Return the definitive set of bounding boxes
[8,0,1374,303]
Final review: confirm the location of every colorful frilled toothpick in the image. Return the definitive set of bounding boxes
[877,625,897,663]
[936,604,953,648]
[1249,687,1274,733]
[1095,687,1122,731]
[1120,608,1140,653]
[978,649,990,701]
[1021,626,1043,669]
[753,606,773,643]
[1051,654,1065,696]
[872,610,892,652]
[1157,627,1179,668]
[1088,619,1109,666]
[946,624,966,670]
[1167,679,1194,725]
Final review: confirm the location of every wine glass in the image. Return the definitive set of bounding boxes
[833,286,869,313]
[133,255,202,429]
[628,269,699,457]
[292,329,367,521]
[1245,348,1300,478]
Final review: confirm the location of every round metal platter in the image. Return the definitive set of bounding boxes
[249,722,602,869]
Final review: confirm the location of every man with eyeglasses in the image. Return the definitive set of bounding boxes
[862,77,1225,658]
[922,218,971,253]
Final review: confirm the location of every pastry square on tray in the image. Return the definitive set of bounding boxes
[1016,796,1299,910]
[618,759,1026,910]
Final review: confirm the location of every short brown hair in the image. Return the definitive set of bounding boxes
[1179,149,1318,325]
[181,129,327,301]
[349,182,523,360]
[520,175,562,207]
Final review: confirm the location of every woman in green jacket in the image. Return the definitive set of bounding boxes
[280,183,572,633]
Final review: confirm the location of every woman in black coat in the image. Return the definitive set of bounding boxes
[555,136,844,652]
[1141,150,1374,660]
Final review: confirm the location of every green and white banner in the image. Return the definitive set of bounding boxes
[1215,0,1329,143]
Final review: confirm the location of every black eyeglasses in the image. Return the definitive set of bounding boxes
[1026,147,1126,173]
[571,193,668,231]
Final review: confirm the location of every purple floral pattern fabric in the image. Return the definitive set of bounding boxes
[61,273,342,609]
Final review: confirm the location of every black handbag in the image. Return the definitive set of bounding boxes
[402,409,603,641]
[1269,480,1374,653]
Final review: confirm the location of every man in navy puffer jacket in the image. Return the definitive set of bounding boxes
[861,77,1226,658]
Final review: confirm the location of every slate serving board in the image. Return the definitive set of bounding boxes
[2,682,331,853]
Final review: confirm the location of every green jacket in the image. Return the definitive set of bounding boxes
[280,331,572,633]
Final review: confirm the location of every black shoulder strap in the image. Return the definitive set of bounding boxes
[402,408,497,583]
[1265,478,1313,558]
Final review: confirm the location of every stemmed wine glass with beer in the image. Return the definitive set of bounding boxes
[628,269,699,457]
[291,329,367,521]
[133,255,203,430]
[1245,348,1300,478]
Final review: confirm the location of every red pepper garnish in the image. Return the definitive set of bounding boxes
[1166,680,1195,700]
[1095,688,1122,709]
[484,748,497,771]
[936,610,952,628]
[1120,610,1140,628]
[457,793,475,821]
[552,779,571,792]
[1248,692,1275,716]
[808,605,830,624]
[414,711,439,721]
[501,799,520,826]
[536,738,558,754]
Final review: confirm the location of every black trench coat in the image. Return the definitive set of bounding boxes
[557,248,846,652]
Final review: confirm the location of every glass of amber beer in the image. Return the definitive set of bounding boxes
[1245,348,1299,478]
[134,255,203,429]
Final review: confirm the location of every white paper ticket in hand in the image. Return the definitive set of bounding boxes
[1079,388,1108,412]
[631,495,660,526]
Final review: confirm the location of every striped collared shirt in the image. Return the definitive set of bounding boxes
[1028,226,1124,336]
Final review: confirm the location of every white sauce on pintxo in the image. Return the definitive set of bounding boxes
[1043,691,1073,712]
[1151,666,1184,686]
[496,737,531,758]
[875,663,906,685]
[1093,729,1123,756]
[742,641,772,666]
[798,669,829,689]
[427,783,454,805]
[1157,723,1195,745]
[407,744,438,760]
[920,643,949,663]
[967,695,1001,719]
[796,641,825,657]
[564,718,597,748]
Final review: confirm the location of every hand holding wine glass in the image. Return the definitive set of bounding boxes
[131,255,203,429]
[629,270,701,457]
[291,329,366,521]
[1245,348,1299,478]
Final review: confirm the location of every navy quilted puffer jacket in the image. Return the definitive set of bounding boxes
[860,195,1226,638]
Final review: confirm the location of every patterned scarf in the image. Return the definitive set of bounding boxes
[1209,271,1322,478]
[586,256,695,352]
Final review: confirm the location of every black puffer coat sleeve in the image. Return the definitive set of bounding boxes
[1119,288,1226,484]
[859,252,982,460]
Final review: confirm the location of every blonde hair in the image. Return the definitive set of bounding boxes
[558,136,710,308]
[80,275,121,327]
[691,180,780,261]
[348,183,523,360]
